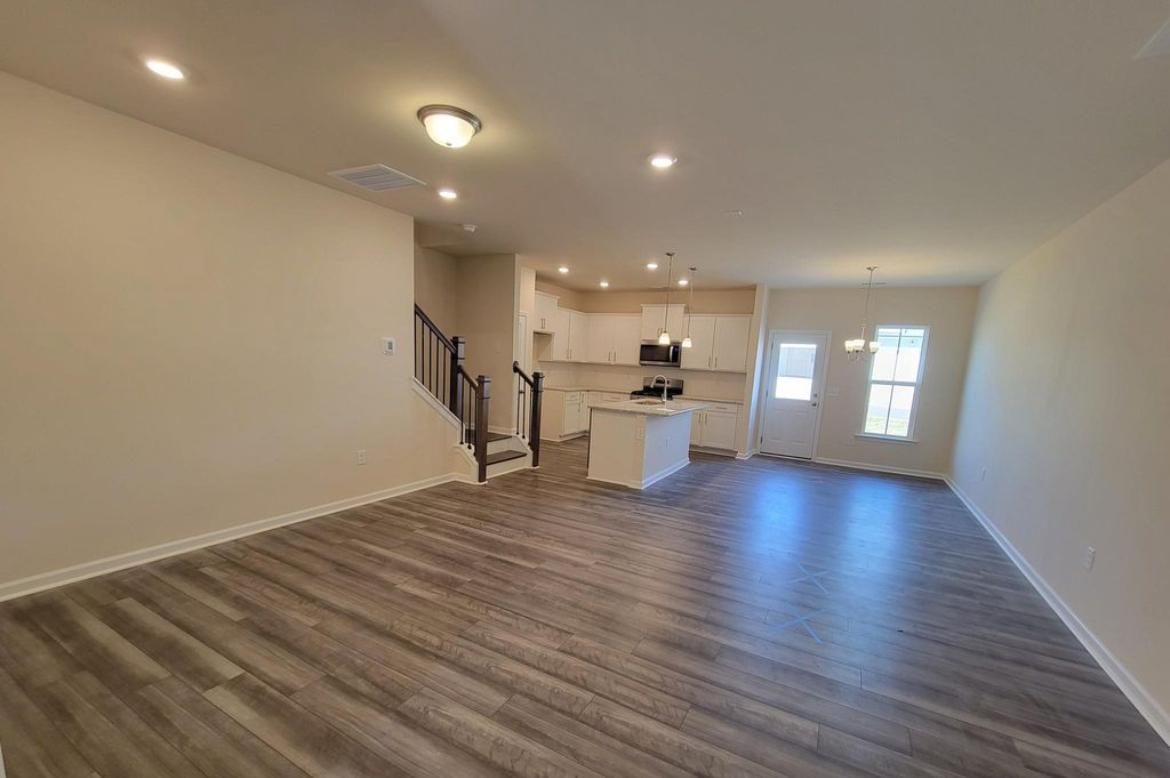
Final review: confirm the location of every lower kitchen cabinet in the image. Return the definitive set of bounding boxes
[541,389,589,440]
[690,402,739,451]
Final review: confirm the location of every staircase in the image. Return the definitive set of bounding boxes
[414,304,542,482]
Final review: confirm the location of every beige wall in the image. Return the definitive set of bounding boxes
[414,245,458,335]
[533,280,755,315]
[952,158,1170,730]
[534,278,585,310]
[456,254,518,429]
[764,286,978,475]
[0,73,457,591]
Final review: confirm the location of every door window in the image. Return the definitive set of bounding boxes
[774,343,817,400]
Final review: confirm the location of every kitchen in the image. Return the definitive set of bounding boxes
[517,266,763,480]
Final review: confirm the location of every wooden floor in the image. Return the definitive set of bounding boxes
[2,439,1168,777]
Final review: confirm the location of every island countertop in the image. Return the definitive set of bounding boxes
[589,399,709,417]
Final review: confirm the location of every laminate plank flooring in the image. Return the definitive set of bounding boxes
[2,438,1168,777]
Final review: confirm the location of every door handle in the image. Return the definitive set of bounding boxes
[811,401,818,407]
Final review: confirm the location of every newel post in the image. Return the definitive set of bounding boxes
[448,336,465,416]
[530,371,544,468]
[475,375,491,482]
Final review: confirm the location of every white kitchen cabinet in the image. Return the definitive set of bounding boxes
[549,307,571,359]
[587,314,641,364]
[712,315,751,372]
[541,389,589,440]
[680,315,717,369]
[690,402,740,451]
[568,310,589,362]
[586,316,614,364]
[534,291,558,332]
[679,315,751,372]
[613,316,641,364]
[640,304,686,342]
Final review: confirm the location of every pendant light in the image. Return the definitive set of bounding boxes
[845,266,882,359]
[681,266,697,348]
[657,252,676,345]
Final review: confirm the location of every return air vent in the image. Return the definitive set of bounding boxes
[328,164,425,191]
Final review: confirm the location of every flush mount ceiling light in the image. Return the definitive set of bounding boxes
[646,261,658,270]
[845,266,882,359]
[437,188,458,200]
[599,280,610,288]
[557,266,569,274]
[145,58,185,80]
[649,154,677,169]
[417,104,482,149]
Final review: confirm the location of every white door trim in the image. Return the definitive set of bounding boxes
[760,329,832,459]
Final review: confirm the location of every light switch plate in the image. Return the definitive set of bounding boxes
[382,337,397,356]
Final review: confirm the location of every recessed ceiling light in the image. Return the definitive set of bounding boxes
[646,261,659,270]
[649,154,677,169]
[678,278,689,286]
[145,58,185,80]
[599,280,609,288]
[437,188,458,200]
[417,105,482,149]
[557,266,569,274]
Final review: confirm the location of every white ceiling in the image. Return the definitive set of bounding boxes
[3,0,1170,289]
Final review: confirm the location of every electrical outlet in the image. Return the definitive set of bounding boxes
[1083,546,1096,571]
[980,467,987,482]
[356,449,368,466]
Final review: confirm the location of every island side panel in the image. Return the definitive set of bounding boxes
[641,412,694,487]
[586,408,646,488]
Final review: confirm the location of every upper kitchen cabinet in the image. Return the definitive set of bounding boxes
[680,315,716,369]
[567,310,589,362]
[712,315,751,372]
[640,304,687,342]
[534,291,558,332]
[681,315,751,372]
[586,314,640,364]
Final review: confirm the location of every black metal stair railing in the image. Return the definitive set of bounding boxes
[414,304,491,482]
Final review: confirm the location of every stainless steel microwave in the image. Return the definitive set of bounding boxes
[639,342,681,367]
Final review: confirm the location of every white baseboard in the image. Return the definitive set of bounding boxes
[0,472,460,603]
[946,478,1170,747]
[585,458,691,490]
[812,456,945,481]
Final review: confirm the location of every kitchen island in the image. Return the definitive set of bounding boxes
[587,399,708,489]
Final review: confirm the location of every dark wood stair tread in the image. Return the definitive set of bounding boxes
[485,450,526,466]
[469,430,513,444]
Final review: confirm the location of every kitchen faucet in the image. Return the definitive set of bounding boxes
[652,375,669,403]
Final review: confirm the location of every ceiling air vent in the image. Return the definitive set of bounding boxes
[328,164,425,191]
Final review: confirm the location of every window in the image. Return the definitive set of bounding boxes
[774,342,817,400]
[863,326,927,438]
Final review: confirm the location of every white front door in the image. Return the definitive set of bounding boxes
[761,330,829,458]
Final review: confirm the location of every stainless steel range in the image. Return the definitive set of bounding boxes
[629,376,684,399]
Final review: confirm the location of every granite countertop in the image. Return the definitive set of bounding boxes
[543,385,742,404]
[589,399,709,417]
